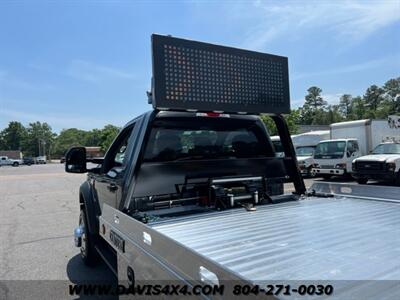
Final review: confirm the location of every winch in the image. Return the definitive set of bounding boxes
[209,176,265,210]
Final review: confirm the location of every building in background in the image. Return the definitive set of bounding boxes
[85,147,103,158]
[0,150,23,159]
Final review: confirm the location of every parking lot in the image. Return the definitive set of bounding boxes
[0,164,115,294]
[0,163,393,295]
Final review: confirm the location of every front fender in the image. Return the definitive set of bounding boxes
[79,181,100,235]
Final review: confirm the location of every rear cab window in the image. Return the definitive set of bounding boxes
[143,116,275,162]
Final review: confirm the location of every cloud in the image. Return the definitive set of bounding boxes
[323,93,343,105]
[291,55,400,81]
[0,71,55,91]
[28,62,53,72]
[66,59,136,83]
[3,79,54,91]
[239,0,400,50]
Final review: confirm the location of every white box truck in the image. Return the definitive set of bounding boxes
[271,131,330,176]
[292,130,330,176]
[313,119,399,179]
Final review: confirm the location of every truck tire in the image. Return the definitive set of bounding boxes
[356,178,368,184]
[79,209,99,266]
[12,162,19,167]
[395,173,400,186]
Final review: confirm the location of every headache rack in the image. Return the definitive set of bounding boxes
[145,34,305,198]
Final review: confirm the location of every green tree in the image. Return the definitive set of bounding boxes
[363,85,384,116]
[99,125,120,152]
[304,86,327,110]
[326,105,343,124]
[22,122,56,157]
[338,94,353,119]
[301,86,328,124]
[0,121,27,150]
[350,96,365,120]
[312,109,329,125]
[261,110,300,136]
[383,77,400,114]
[52,128,88,157]
[0,134,5,150]
[85,129,102,146]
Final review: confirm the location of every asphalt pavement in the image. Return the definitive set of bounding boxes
[0,163,115,299]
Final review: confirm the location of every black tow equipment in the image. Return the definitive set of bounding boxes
[146,34,306,200]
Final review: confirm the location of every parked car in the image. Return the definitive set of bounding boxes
[23,157,35,166]
[36,156,47,164]
[0,156,23,167]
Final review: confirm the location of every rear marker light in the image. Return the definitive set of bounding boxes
[196,112,230,118]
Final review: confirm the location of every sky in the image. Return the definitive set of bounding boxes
[0,0,399,132]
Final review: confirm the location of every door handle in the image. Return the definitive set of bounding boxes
[107,183,118,192]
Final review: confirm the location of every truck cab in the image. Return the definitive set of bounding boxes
[352,140,400,185]
[312,138,360,178]
[0,156,22,167]
[67,109,301,266]
[296,145,317,176]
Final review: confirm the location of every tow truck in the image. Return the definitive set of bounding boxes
[65,35,400,299]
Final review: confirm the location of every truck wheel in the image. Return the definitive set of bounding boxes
[79,210,99,266]
[356,178,368,184]
[321,175,331,180]
[395,173,400,186]
[12,162,19,167]
[308,167,316,178]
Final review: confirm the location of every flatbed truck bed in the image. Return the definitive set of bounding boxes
[99,182,400,299]
[153,195,399,281]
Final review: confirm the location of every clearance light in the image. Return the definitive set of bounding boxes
[196,112,230,118]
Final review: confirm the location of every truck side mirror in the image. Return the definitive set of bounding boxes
[65,147,87,173]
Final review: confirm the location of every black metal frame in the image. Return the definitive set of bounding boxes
[271,114,306,195]
[151,34,290,114]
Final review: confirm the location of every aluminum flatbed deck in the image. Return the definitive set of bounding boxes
[100,183,400,299]
[152,196,400,282]
[149,184,400,300]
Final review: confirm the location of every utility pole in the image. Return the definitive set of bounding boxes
[43,141,46,159]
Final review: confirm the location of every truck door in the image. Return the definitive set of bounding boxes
[94,124,136,211]
[346,140,360,172]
